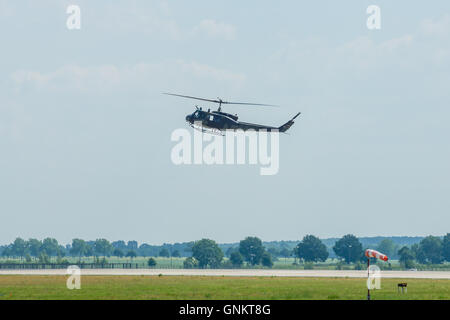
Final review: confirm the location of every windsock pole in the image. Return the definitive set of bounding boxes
[367,258,370,301]
[365,249,388,301]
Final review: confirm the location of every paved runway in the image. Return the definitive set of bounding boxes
[1,269,449,279]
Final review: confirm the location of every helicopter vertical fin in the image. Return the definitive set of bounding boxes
[279,112,301,132]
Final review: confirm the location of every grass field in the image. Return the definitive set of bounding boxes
[2,257,449,271]
[0,275,448,300]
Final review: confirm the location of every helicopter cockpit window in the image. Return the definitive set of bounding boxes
[194,111,201,118]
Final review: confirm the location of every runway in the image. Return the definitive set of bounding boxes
[1,269,449,279]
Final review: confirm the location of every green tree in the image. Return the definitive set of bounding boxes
[280,247,291,264]
[2,246,12,259]
[112,240,127,250]
[113,248,124,257]
[38,252,50,263]
[229,251,244,267]
[172,250,181,258]
[85,243,94,256]
[376,239,397,258]
[11,237,27,260]
[443,233,450,262]
[93,239,113,258]
[239,237,265,266]
[294,235,329,262]
[147,257,157,267]
[126,250,137,260]
[267,247,280,258]
[183,257,198,269]
[70,239,89,261]
[191,239,224,268]
[225,246,237,257]
[27,239,42,260]
[159,248,170,257]
[57,245,66,258]
[411,243,420,258]
[398,246,415,269]
[332,234,363,264]
[127,241,138,250]
[261,252,273,268]
[41,238,59,260]
[416,236,443,264]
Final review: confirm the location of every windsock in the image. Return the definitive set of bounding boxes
[365,249,388,261]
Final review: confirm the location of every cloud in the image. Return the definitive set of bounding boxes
[421,14,450,36]
[10,60,246,93]
[177,60,244,83]
[92,4,236,41]
[11,65,121,92]
[95,2,182,40]
[192,19,236,40]
[380,35,414,51]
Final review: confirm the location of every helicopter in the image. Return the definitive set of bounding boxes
[164,92,301,134]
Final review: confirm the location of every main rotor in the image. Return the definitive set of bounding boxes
[163,92,277,112]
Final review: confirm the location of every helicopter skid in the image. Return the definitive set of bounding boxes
[189,123,224,136]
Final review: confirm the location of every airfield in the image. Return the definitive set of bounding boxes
[1,269,449,279]
[1,273,449,300]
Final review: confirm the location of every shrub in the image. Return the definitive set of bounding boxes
[303,262,314,270]
[261,252,273,268]
[147,258,157,267]
[183,257,198,269]
[354,262,363,270]
[220,260,233,268]
[230,252,244,267]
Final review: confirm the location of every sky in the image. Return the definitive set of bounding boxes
[1,1,449,245]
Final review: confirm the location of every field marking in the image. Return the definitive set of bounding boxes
[0,269,449,279]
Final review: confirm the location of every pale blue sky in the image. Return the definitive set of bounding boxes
[1,1,449,245]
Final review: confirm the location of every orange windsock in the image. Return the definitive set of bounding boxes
[365,249,388,262]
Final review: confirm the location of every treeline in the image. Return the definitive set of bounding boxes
[187,234,450,269]
[0,238,193,263]
[1,234,449,269]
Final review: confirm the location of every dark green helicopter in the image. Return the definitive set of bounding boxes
[164,93,300,134]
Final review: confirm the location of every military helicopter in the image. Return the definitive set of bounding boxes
[164,92,300,134]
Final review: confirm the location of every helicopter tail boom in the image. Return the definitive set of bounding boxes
[279,112,301,133]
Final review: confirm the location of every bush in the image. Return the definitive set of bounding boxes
[183,257,198,269]
[354,262,363,270]
[38,253,50,264]
[95,257,108,264]
[261,252,273,268]
[403,259,415,269]
[303,262,314,270]
[147,258,157,267]
[220,260,233,268]
[230,252,244,267]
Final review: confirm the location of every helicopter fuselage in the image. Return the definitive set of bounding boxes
[164,92,300,133]
[186,108,283,132]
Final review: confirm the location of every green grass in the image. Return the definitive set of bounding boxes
[0,276,448,300]
[2,257,449,271]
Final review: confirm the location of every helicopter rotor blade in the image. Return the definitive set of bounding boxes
[163,93,221,104]
[163,92,278,107]
[221,101,278,107]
